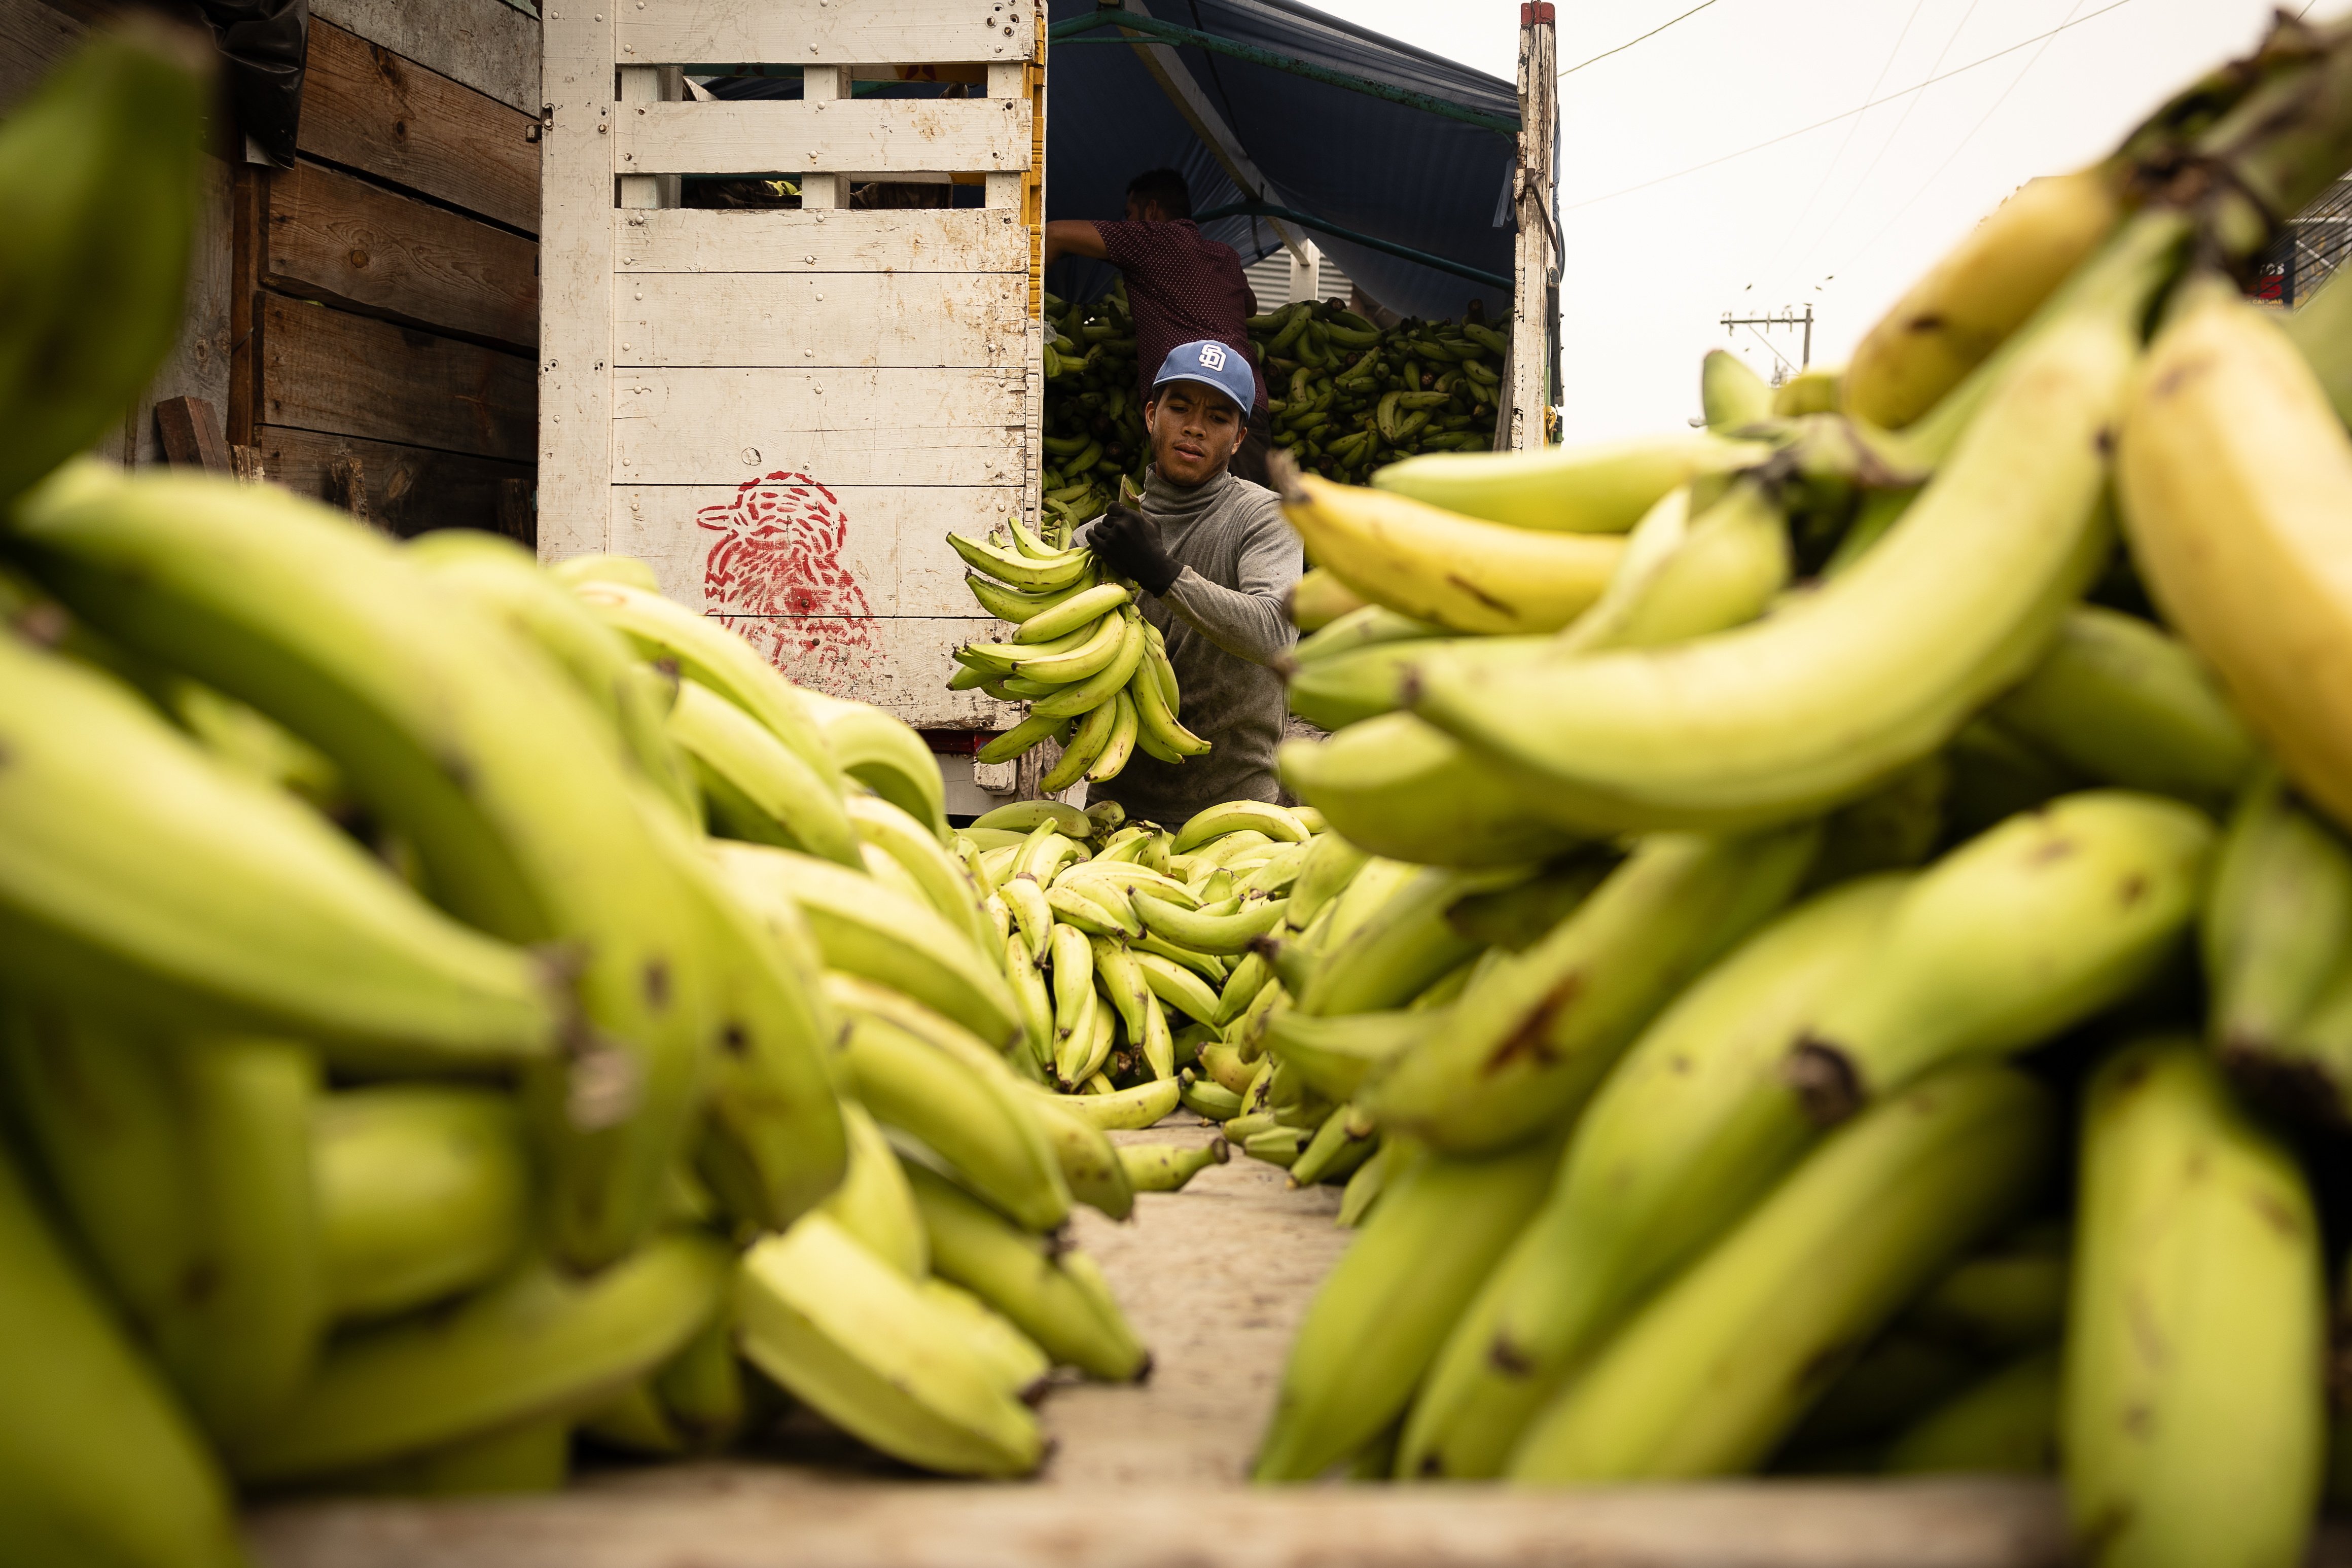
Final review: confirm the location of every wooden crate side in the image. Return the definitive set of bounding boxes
[611,481,1022,617]
[260,295,535,462]
[255,425,533,538]
[537,0,616,559]
[612,368,1024,487]
[300,18,540,235]
[309,0,540,115]
[0,0,86,112]
[264,160,539,351]
[621,272,1025,368]
[616,0,1037,68]
[616,97,1030,178]
[616,206,1029,274]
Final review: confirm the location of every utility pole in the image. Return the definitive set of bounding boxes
[1719,305,1814,382]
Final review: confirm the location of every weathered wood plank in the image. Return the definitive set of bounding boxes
[300,19,540,234]
[155,396,231,471]
[616,0,1036,69]
[254,425,533,538]
[616,97,1029,179]
[261,296,535,461]
[123,153,238,468]
[265,160,539,349]
[609,480,1020,616]
[0,0,86,112]
[621,272,1025,368]
[617,206,1029,274]
[612,368,1027,487]
[310,0,540,115]
[536,0,616,558]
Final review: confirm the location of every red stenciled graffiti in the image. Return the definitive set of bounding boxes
[698,471,878,693]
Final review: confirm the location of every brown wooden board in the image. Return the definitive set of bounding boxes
[298,18,540,235]
[309,0,540,116]
[264,160,539,351]
[253,425,531,539]
[260,295,534,463]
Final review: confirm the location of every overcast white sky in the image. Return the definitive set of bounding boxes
[1311,0,2309,441]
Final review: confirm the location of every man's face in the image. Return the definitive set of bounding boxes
[1146,381,1243,487]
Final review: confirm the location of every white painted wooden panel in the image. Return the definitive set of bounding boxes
[618,0,1037,68]
[612,369,1028,486]
[610,482,1021,619]
[616,98,1030,177]
[617,207,1030,274]
[619,273,1026,368]
[537,2,616,558]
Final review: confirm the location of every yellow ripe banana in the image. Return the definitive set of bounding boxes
[0,1137,244,1568]
[902,1160,1149,1381]
[670,676,861,867]
[2116,274,2352,832]
[1365,823,1819,1154]
[1788,791,2212,1121]
[1845,166,2125,430]
[1276,470,1625,635]
[1988,605,2257,811]
[1252,1134,1564,1481]
[2062,1039,2325,1568]
[738,1214,1045,1477]
[315,1085,531,1323]
[1406,216,2185,834]
[230,1234,730,1483]
[1369,432,1772,533]
[1508,1062,2053,1483]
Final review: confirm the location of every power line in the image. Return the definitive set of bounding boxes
[1803,0,1985,263]
[1835,0,2089,272]
[1560,0,2141,213]
[1754,0,1930,280]
[1558,0,1724,78]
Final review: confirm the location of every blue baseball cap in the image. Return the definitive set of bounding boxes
[1150,339,1256,414]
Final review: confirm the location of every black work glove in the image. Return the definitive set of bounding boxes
[1089,502,1180,596]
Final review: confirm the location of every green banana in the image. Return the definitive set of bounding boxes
[948,532,1094,592]
[1119,1138,1231,1192]
[1133,892,1290,955]
[315,1085,530,1323]
[919,1277,1052,1402]
[1174,800,1312,853]
[798,688,948,838]
[821,1100,930,1279]
[1129,949,1222,1023]
[1883,1349,2059,1476]
[1989,605,2257,810]
[972,800,1093,836]
[1279,714,1585,868]
[1365,823,1819,1153]
[713,841,1023,1053]
[1288,1106,1379,1187]
[14,464,715,1271]
[847,794,996,956]
[1296,863,1531,1016]
[2202,771,2352,1099]
[902,1161,1149,1381]
[1015,1086,1136,1220]
[1047,1077,1181,1131]
[547,552,659,592]
[0,1136,244,1568]
[0,625,559,1070]
[1252,1134,1564,1481]
[1701,349,1774,432]
[738,1214,1045,1477]
[2062,1039,2325,1568]
[1787,791,2211,1122]
[1016,581,1131,644]
[230,1234,731,1483]
[1406,216,2185,834]
[671,676,860,866]
[1370,432,1771,534]
[1555,475,1792,656]
[1508,1062,2054,1482]
[0,20,208,504]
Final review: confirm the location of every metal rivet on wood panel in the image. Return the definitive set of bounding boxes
[742,448,761,465]
[814,384,824,394]
[624,44,634,52]
[815,293,824,302]
[621,342,631,350]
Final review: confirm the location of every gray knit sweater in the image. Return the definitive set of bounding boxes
[1077,467,1301,828]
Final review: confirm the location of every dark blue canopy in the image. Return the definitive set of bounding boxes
[1043,0,1519,322]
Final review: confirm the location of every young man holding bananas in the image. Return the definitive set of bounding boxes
[1079,340,1301,826]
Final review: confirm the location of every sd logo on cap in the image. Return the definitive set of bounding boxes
[1151,337,1256,413]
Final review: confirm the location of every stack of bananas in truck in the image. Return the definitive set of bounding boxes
[1039,280,1146,531]
[1246,300,1508,479]
[1220,18,2352,1568]
[0,29,1162,1557]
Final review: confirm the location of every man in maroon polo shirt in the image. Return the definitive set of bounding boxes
[1043,168,1274,487]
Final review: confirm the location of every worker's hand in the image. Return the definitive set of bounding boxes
[1089,503,1180,596]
